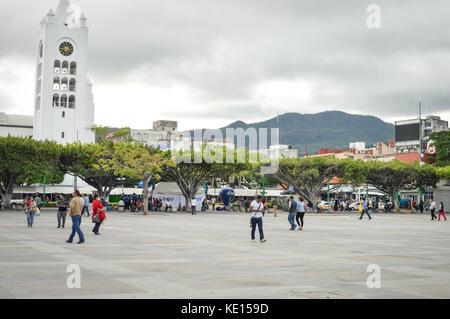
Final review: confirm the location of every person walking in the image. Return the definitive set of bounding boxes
[211,197,216,211]
[57,194,69,229]
[81,194,90,217]
[419,199,424,213]
[438,201,447,221]
[296,196,306,230]
[250,195,266,243]
[430,199,437,220]
[372,198,377,214]
[24,196,37,228]
[67,190,85,244]
[359,198,372,220]
[191,198,197,215]
[92,194,106,235]
[271,197,279,217]
[288,196,298,230]
[35,195,42,211]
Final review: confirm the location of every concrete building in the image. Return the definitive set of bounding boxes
[395,115,448,153]
[349,142,366,152]
[33,0,95,144]
[0,113,33,138]
[108,121,179,150]
[153,121,178,133]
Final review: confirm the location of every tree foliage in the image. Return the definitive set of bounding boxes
[98,142,174,214]
[0,136,64,207]
[60,141,127,199]
[428,130,450,167]
[270,156,346,211]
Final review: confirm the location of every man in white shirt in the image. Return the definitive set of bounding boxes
[191,198,197,215]
[430,198,437,220]
[165,199,172,212]
[250,195,267,243]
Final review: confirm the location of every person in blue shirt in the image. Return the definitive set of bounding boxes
[296,196,306,230]
[288,196,297,230]
[359,198,372,220]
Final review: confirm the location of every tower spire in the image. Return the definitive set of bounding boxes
[55,0,71,23]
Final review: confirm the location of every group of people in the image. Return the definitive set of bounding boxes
[22,190,107,244]
[429,199,447,221]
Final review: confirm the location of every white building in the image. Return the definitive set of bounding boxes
[33,0,95,144]
[0,113,33,138]
[349,142,366,151]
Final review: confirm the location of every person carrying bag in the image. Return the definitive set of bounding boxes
[92,194,106,235]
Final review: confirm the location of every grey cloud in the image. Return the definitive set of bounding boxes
[1,0,449,125]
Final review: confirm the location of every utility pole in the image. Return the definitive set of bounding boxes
[42,173,47,208]
[418,101,423,166]
[74,129,79,190]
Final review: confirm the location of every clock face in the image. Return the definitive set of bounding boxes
[59,42,74,56]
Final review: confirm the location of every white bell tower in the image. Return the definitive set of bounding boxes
[33,0,95,144]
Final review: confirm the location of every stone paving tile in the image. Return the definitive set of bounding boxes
[0,210,449,298]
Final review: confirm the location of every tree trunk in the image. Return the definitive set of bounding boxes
[1,191,13,208]
[142,174,151,215]
[0,181,15,208]
[184,194,190,212]
[310,195,320,213]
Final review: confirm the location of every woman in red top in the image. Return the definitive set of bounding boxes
[92,194,106,235]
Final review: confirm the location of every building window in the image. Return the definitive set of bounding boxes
[69,95,76,109]
[53,94,60,107]
[62,61,68,74]
[61,94,67,108]
[62,111,65,118]
[70,62,77,75]
[54,60,61,73]
[61,132,65,139]
[69,78,76,91]
[38,63,42,77]
[53,77,60,90]
[36,79,41,94]
[61,77,68,91]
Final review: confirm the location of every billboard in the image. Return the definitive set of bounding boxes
[395,123,420,142]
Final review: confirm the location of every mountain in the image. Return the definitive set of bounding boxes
[201,111,395,156]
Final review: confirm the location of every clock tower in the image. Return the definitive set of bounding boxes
[33,0,95,144]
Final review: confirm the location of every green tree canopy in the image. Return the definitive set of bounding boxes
[0,136,64,207]
[428,130,450,167]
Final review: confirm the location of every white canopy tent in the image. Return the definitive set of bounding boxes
[152,182,205,210]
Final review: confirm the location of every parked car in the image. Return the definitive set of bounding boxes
[10,199,25,210]
[349,202,362,211]
[318,201,332,210]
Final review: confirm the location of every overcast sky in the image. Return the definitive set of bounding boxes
[0,0,449,130]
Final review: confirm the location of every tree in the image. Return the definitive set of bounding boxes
[100,142,174,215]
[365,160,438,211]
[436,166,450,182]
[163,147,247,212]
[0,136,64,207]
[60,142,128,200]
[428,131,450,167]
[270,156,344,211]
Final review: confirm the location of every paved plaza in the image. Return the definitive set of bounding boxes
[0,209,449,299]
